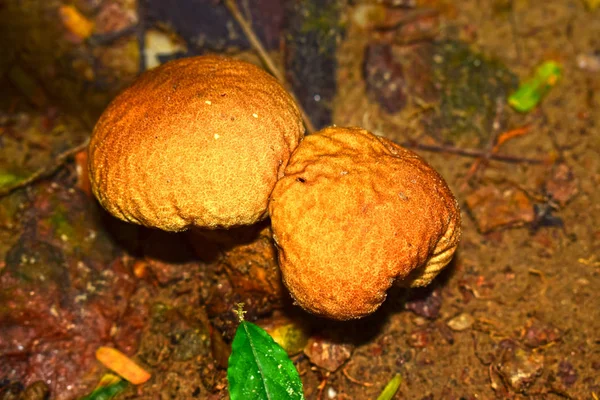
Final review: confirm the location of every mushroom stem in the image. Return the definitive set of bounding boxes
[224,0,316,133]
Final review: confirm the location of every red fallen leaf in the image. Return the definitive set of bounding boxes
[465,184,535,233]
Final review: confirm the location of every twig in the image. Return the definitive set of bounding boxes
[315,371,330,400]
[374,8,439,32]
[342,366,374,387]
[461,124,532,188]
[528,268,548,297]
[461,98,506,186]
[224,0,316,133]
[88,25,138,46]
[0,138,90,198]
[401,141,543,164]
[471,332,493,366]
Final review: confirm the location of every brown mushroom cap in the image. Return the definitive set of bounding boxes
[269,126,460,320]
[89,55,304,231]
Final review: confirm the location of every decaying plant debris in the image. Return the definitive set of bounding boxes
[1,0,599,399]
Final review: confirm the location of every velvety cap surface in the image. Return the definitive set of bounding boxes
[269,127,460,320]
[89,55,304,231]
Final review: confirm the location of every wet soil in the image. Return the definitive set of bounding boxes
[1,0,599,399]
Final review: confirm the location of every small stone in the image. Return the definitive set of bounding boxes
[95,2,137,34]
[522,320,561,348]
[407,330,429,348]
[576,53,600,72]
[545,163,579,207]
[406,289,442,319]
[497,344,544,391]
[446,313,475,331]
[304,335,354,372]
[557,361,578,387]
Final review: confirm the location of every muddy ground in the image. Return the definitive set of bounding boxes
[1,0,599,399]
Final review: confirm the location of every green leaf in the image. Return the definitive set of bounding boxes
[508,61,562,112]
[0,171,25,190]
[228,321,304,400]
[376,374,402,400]
[79,374,128,400]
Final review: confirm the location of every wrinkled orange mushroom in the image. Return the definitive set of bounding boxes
[89,55,304,231]
[269,127,461,320]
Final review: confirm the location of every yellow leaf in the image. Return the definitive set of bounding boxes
[95,347,151,385]
[59,5,94,39]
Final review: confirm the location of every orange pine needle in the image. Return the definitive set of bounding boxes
[461,125,532,188]
[96,346,151,385]
[493,125,531,151]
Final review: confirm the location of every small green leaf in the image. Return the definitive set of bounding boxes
[0,171,25,190]
[228,321,304,400]
[508,61,562,112]
[79,374,128,400]
[376,374,402,400]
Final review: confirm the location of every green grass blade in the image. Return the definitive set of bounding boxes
[376,374,402,400]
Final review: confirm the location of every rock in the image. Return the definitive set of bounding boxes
[556,360,578,387]
[544,163,579,207]
[406,289,442,319]
[497,341,544,391]
[522,319,561,348]
[304,335,354,372]
[447,313,475,331]
[407,330,429,348]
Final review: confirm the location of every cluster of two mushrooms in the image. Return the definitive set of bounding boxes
[89,56,461,321]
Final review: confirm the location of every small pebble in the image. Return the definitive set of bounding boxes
[327,386,337,399]
[557,361,578,387]
[447,313,475,331]
[576,53,600,72]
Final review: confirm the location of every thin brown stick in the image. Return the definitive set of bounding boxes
[375,8,439,32]
[342,366,374,387]
[0,138,90,197]
[224,0,316,133]
[401,141,543,164]
[461,125,531,189]
[461,97,506,187]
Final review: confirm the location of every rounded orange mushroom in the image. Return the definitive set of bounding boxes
[89,55,304,231]
[269,126,461,320]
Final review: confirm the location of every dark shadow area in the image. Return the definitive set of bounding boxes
[275,251,461,349]
[97,206,197,264]
[94,198,270,265]
[188,220,270,263]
